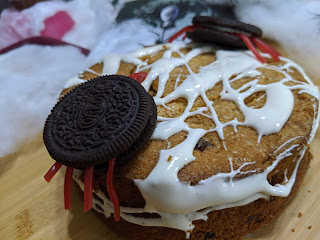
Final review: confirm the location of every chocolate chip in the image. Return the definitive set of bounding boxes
[270,196,276,202]
[204,232,216,240]
[195,138,213,151]
[246,214,260,223]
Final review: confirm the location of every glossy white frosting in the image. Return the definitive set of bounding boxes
[71,43,320,236]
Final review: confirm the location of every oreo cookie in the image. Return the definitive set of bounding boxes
[187,28,246,48]
[169,15,280,63]
[187,16,262,48]
[43,75,157,169]
[117,95,157,166]
[192,16,262,37]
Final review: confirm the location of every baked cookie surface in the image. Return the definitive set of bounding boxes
[68,43,319,240]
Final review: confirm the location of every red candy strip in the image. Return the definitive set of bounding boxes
[84,166,94,212]
[0,36,90,56]
[44,162,62,182]
[128,72,148,83]
[168,25,196,43]
[107,158,120,222]
[250,37,281,62]
[64,167,74,210]
[235,33,266,64]
[182,34,188,41]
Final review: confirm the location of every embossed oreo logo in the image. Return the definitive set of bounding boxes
[78,94,108,129]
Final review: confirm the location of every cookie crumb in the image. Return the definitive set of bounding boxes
[291,229,295,232]
[308,226,312,230]
[298,212,302,218]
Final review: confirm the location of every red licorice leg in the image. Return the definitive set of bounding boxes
[44,162,62,182]
[234,33,266,64]
[250,37,281,61]
[168,25,196,43]
[64,167,74,210]
[182,34,188,41]
[128,72,148,83]
[107,158,120,222]
[84,166,94,212]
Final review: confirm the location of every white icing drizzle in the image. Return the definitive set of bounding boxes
[101,54,122,75]
[74,143,307,234]
[71,43,320,235]
[64,76,86,89]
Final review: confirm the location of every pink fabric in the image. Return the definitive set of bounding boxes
[0,8,75,50]
[40,11,75,39]
[0,8,35,49]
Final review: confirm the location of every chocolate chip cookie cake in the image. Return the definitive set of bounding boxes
[41,15,320,240]
[42,40,319,240]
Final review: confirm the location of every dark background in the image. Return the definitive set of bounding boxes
[0,1,11,12]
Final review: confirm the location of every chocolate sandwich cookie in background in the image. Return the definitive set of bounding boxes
[187,16,262,48]
[192,16,262,36]
[168,15,281,63]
